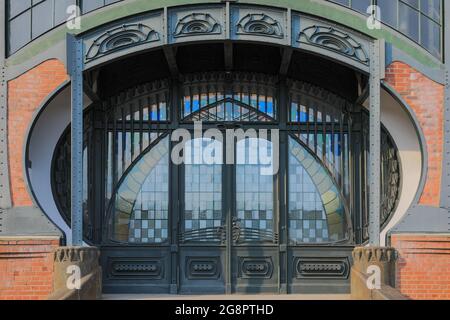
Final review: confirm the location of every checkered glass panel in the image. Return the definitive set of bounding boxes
[288,138,330,244]
[128,142,169,244]
[236,138,274,239]
[184,139,223,240]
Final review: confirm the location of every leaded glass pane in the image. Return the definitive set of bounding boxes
[181,138,224,243]
[111,136,169,244]
[182,73,277,122]
[235,138,277,243]
[288,137,347,244]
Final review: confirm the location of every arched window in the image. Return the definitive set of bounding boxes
[52,73,400,247]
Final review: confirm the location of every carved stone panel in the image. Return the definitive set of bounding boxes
[292,14,370,71]
[168,6,225,44]
[83,12,164,67]
[231,6,288,45]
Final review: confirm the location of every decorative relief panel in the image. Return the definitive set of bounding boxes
[298,25,369,65]
[109,258,163,279]
[294,257,349,279]
[236,13,284,39]
[292,14,370,70]
[174,13,222,38]
[231,6,287,45]
[85,24,160,61]
[83,13,164,66]
[239,257,273,279]
[169,6,225,44]
[186,257,221,280]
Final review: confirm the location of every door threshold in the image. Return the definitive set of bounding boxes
[101,293,351,300]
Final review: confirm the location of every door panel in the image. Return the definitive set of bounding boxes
[101,246,171,294]
[287,246,353,294]
[179,137,226,293]
[232,137,279,293]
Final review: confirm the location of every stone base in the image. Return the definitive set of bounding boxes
[48,246,102,300]
[351,247,408,300]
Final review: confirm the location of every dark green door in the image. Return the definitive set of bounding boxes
[178,135,279,294]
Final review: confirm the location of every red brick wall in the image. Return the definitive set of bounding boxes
[7,59,68,207]
[392,234,450,300]
[385,62,444,206]
[0,239,59,300]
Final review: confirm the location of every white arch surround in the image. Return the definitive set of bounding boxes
[363,89,423,246]
[26,85,92,244]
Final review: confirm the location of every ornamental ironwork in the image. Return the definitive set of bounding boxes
[173,13,222,38]
[236,13,284,39]
[298,25,369,65]
[85,23,160,61]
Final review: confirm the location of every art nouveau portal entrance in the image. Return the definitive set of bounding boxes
[52,68,400,294]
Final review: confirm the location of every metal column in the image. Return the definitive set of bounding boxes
[67,34,84,246]
[441,5,450,212]
[368,39,382,246]
[0,0,12,210]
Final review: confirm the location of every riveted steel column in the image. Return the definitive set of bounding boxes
[67,34,84,246]
[441,6,450,211]
[369,39,381,246]
[0,0,12,211]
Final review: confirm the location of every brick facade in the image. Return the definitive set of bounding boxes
[0,238,59,300]
[392,234,450,300]
[385,62,445,207]
[7,59,68,207]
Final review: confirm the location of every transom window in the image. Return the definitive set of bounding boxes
[182,73,277,122]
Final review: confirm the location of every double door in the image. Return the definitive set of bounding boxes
[178,134,279,294]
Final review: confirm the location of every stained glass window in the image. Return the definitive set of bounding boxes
[111,136,170,244]
[182,73,277,122]
[288,136,347,244]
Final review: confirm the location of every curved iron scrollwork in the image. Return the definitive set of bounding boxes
[174,13,222,38]
[232,218,279,244]
[86,23,160,61]
[179,227,226,244]
[297,25,369,65]
[381,131,401,227]
[236,13,284,39]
